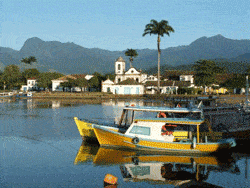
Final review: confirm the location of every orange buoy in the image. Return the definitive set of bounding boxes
[158,112,167,118]
[104,174,118,186]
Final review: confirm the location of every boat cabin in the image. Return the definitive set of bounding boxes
[118,106,204,142]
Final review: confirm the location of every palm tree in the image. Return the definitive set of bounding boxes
[28,56,37,64]
[21,56,37,70]
[125,48,138,68]
[142,19,174,93]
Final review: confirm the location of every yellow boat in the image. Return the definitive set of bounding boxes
[92,105,236,154]
[74,106,211,143]
[74,117,127,143]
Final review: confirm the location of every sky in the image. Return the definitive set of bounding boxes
[1,0,250,51]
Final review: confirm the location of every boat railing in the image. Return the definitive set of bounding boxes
[193,132,223,142]
[134,117,204,124]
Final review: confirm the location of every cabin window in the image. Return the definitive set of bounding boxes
[130,166,150,176]
[129,126,150,136]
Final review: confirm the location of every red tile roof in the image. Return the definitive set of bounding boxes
[145,80,191,87]
[118,78,141,85]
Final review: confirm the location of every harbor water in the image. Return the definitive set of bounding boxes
[1,98,249,188]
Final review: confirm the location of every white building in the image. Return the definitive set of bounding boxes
[52,75,75,91]
[114,57,148,84]
[52,74,91,91]
[113,79,144,95]
[102,57,148,95]
[102,79,115,93]
[180,75,194,86]
[102,57,194,95]
[21,78,38,91]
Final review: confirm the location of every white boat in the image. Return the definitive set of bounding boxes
[0,92,14,97]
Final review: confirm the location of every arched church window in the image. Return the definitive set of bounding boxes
[118,64,121,70]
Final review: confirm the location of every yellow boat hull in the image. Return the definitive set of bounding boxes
[74,117,120,142]
[74,117,96,140]
[93,125,234,154]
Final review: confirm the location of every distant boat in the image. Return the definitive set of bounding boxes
[0,92,14,98]
[15,92,33,98]
[168,96,250,144]
[27,92,33,97]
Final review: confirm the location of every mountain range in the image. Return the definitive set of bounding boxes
[0,34,250,74]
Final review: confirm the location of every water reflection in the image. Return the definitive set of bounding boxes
[1,99,249,187]
[74,143,99,165]
[0,98,172,112]
[75,143,243,187]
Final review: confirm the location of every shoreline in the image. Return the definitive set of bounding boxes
[31,92,248,105]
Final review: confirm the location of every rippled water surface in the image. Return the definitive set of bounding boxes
[1,98,249,187]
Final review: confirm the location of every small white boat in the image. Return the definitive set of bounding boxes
[0,92,14,97]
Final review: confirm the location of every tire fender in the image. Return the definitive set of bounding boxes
[132,137,139,144]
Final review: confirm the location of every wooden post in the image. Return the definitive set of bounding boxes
[205,119,215,141]
[118,109,126,127]
[197,124,200,143]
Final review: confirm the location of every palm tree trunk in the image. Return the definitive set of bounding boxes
[157,35,161,93]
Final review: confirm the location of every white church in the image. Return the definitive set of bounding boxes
[102,56,195,95]
[102,57,157,95]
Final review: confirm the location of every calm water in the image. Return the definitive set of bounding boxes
[1,98,249,188]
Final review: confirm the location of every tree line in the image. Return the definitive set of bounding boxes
[0,57,115,91]
[193,59,250,90]
[1,58,249,92]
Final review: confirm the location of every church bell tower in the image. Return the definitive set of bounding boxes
[115,56,125,75]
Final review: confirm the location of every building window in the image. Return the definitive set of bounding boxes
[136,78,139,82]
[118,64,121,70]
[118,78,121,83]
